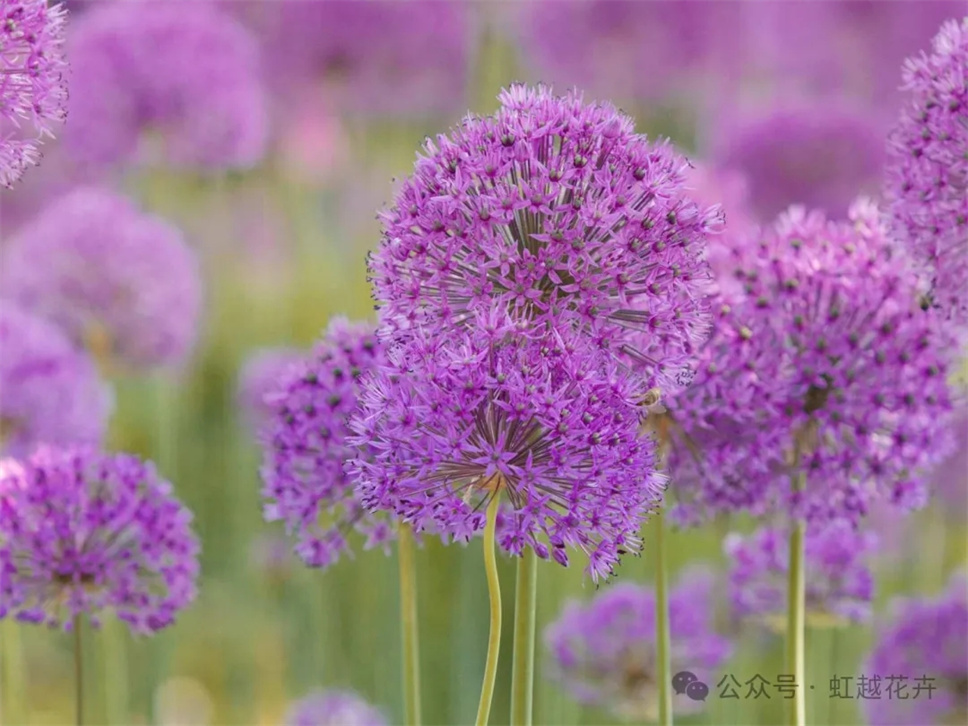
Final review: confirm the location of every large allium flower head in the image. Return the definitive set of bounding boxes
[0,0,68,187]
[544,569,732,720]
[0,186,203,371]
[259,318,394,570]
[886,16,968,329]
[724,522,876,629]
[667,198,954,525]
[349,311,663,582]
[284,689,387,726]
[861,574,968,725]
[0,304,111,457]
[237,347,304,430]
[370,84,720,395]
[65,0,267,171]
[0,446,200,632]
[714,101,886,220]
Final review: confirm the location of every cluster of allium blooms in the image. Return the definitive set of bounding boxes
[349,313,663,582]
[260,319,393,570]
[544,570,732,720]
[724,523,876,628]
[0,447,200,633]
[237,347,304,430]
[0,0,68,188]
[714,101,885,220]
[243,0,470,118]
[284,689,387,726]
[0,187,203,370]
[861,574,967,726]
[885,16,968,329]
[64,0,267,171]
[370,84,719,395]
[666,199,954,525]
[0,304,111,457]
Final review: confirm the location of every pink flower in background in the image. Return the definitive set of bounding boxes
[278,96,349,184]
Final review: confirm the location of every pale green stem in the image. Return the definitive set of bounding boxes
[73,616,84,726]
[510,547,537,726]
[786,518,806,726]
[103,618,128,725]
[655,509,673,726]
[475,495,503,726]
[398,523,422,726]
[1,620,27,725]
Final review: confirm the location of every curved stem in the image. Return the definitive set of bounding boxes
[475,495,503,726]
[786,518,806,726]
[73,615,84,726]
[510,547,537,726]
[398,523,422,726]
[655,509,673,726]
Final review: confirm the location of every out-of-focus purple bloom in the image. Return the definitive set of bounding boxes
[237,347,304,430]
[928,407,968,512]
[241,0,471,119]
[886,17,968,330]
[0,0,69,188]
[284,689,387,726]
[0,446,200,633]
[667,199,954,525]
[724,523,876,628]
[0,304,111,457]
[544,569,732,719]
[518,0,748,107]
[713,101,886,221]
[259,318,394,570]
[64,0,267,171]
[0,187,203,371]
[349,315,663,582]
[861,574,967,725]
[369,83,719,395]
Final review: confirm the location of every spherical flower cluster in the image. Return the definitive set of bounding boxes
[260,318,393,570]
[861,574,967,725]
[667,199,954,525]
[0,187,203,370]
[544,569,732,719]
[284,689,387,726]
[714,102,885,220]
[0,304,111,457]
[370,84,719,394]
[0,446,200,633]
[349,313,663,582]
[237,347,304,430]
[724,523,876,629]
[65,0,267,171]
[885,17,968,329]
[243,0,471,118]
[0,0,68,188]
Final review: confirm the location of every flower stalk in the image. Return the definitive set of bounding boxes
[475,494,503,726]
[655,508,673,726]
[398,523,422,726]
[510,547,537,726]
[73,615,84,726]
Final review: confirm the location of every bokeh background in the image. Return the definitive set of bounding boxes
[1,1,966,725]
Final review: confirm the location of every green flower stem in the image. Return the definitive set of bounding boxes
[655,508,673,726]
[74,615,84,726]
[475,494,503,726]
[398,523,422,726]
[1,620,27,725]
[510,547,537,726]
[786,517,806,726]
[103,618,128,725]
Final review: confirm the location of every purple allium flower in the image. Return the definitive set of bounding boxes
[284,689,387,726]
[64,0,267,171]
[0,446,200,633]
[666,198,954,525]
[0,304,111,457]
[349,313,662,582]
[369,84,719,394]
[0,186,203,370]
[713,101,886,221]
[724,522,876,628]
[237,347,304,430]
[259,318,394,570]
[861,574,968,725]
[242,0,471,119]
[544,569,732,719]
[928,406,968,512]
[885,16,968,329]
[0,0,68,188]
